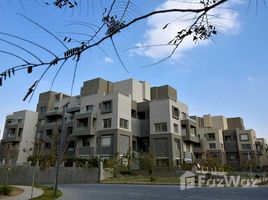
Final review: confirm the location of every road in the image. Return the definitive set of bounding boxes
[59,184,268,200]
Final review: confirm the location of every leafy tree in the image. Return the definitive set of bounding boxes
[139,152,156,182]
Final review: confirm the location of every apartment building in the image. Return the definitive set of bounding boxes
[2,77,267,170]
[34,78,199,167]
[192,114,267,170]
[255,138,268,169]
[0,110,38,165]
[150,85,198,166]
[192,115,226,164]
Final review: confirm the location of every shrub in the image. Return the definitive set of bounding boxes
[181,162,196,171]
[0,185,13,196]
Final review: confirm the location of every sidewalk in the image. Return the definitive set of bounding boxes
[2,186,43,200]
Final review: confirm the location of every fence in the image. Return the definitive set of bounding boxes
[0,165,113,185]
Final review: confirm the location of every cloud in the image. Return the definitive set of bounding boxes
[103,57,114,63]
[247,76,253,81]
[133,0,241,60]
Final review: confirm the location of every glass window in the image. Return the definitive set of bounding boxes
[241,144,251,150]
[172,106,180,119]
[40,106,47,113]
[77,118,88,128]
[207,133,216,140]
[240,134,249,141]
[86,105,93,112]
[103,118,112,128]
[120,118,129,129]
[209,143,216,149]
[225,135,232,141]
[18,128,23,137]
[82,138,90,147]
[174,123,179,133]
[102,136,112,147]
[154,122,167,132]
[101,100,112,113]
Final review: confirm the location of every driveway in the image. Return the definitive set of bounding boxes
[59,184,268,200]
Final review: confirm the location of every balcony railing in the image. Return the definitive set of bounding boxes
[45,109,63,117]
[184,152,192,161]
[78,146,94,156]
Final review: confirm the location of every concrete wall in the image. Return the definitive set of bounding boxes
[113,79,151,102]
[0,166,112,185]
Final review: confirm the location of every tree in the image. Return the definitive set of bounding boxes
[0,0,260,99]
[139,152,156,182]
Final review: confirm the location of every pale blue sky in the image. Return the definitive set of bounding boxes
[0,0,267,139]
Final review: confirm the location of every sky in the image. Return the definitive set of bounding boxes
[0,0,267,140]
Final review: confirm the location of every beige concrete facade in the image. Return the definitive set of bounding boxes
[0,110,38,165]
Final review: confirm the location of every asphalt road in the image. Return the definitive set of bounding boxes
[58,184,268,200]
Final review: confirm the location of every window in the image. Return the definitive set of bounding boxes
[40,106,47,113]
[77,118,88,128]
[101,100,112,113]
[175,140,180,150]
[103,118,112,128]
[67,127,73,135]
[227,154,237,161]
[173,123,179,133]
[18,128,23,137]
[137,111,146,119]
[82,138,90,147]
[101,136,111,147]
[54,107,59,110]
[181,112,187,120]
[207,133,216,140]
[225,135,232,142]
[154,122,167,132]
[181,124,187,135]
[209,143,216,149]
[241,144,251,150]
[172,106,180,119]
[68,141,75,149]
[131,109,137,118]
[120,118,129,129]
[38,119,45,125]
[240,134,249,141]
[17,119,23,124]
[86,105,93,112]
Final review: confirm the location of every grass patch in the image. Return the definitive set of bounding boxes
[32,186,62,200]
[102,175,180,185]
[0,185,13,196]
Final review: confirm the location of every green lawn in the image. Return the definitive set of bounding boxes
[32,186,62,200]
[102,175,180,185]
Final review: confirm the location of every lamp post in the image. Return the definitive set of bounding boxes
[54,102,70,196]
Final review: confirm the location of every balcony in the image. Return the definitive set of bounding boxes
[42,122,61,130]
[78,146,94,157]
[45,109,63,117]
[66,105,80,114]
[73,112,97,137]
[184,151,192,161]
[65,148,75,157]
[2,135,21,143]
[181,119,199,144]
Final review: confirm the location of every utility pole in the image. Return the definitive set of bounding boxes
[54,102,70,196]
